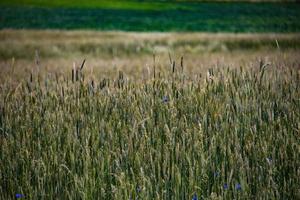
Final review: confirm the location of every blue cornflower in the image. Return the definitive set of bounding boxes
[266,157,272,165]
[15,194,24,198]
[214,171,220,177]
[192,193,198,200]
[223,183,228,190]
[136,185,141,193]
[162,96,169,103]
[235,183,242,191]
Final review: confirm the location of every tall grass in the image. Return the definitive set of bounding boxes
[0,58,299,199]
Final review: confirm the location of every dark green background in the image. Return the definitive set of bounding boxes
[1,2,300,32]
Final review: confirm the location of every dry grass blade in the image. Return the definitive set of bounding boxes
[80,59,86,71]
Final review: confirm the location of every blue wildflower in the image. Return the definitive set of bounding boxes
[136,185,141,193]
[162,96,169,103]
[214,171,220,177]
[266,157,272,165]
[235,183,242,191]
[15,194,24,198]
[223,183,228,190]
[192,193,198,200]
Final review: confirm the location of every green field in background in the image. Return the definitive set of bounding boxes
[0,0,185,10]
[0,0,296,10]
[0,1,300,32]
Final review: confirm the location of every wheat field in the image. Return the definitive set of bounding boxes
[0,30,300,199]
